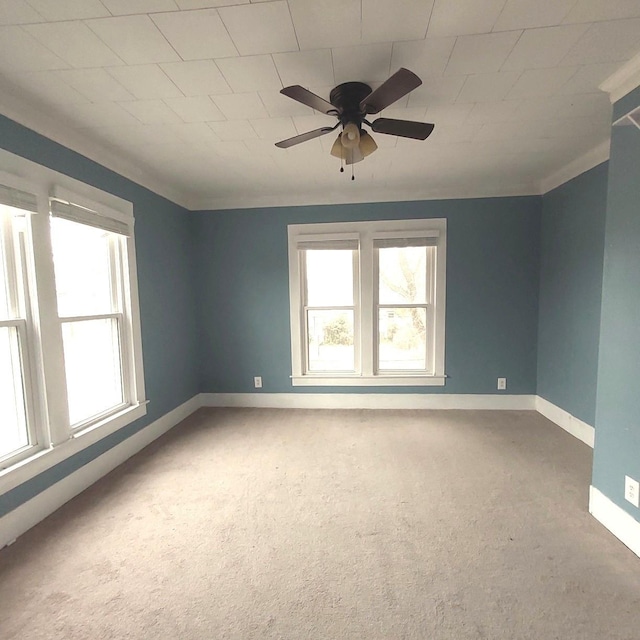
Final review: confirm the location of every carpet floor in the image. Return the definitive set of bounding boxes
[1,408,639,639]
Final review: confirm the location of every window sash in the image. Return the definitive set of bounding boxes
[300,247,360,374]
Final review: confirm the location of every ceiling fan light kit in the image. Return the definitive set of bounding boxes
[275,68,434,178]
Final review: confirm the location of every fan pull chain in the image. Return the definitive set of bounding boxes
[351,163,355,181]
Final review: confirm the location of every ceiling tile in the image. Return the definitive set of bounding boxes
[216,55,282,92]
[175,0,249,7]
[560,18,640,65]
[332,42,393,84]
[56,68,136,102]
[424,102,474,126]
[25,0,110,21]
[0,26,68,71]
[250,116,297,141]
[559,61,620,93]
[493,0,577,31]
[362,0,433,44]
[120,99,184,124]
[86,15,181,65]
[218,1,298,55]
[427,0,507,37]
[151,9,238,60]
[391,38,456,78]
[272,50,334,88]
[19,71,90,104]
[501,24,589,70]
[563,0,640,23]
[208,120,257,141]
[23,21,125,69]
[288,0,361,50]
[160,60,231,96]
[259,90,313,117]
[164,95,225,122]
[0,0,44,25]
[465,100,520,124]
[445,31,521,75]
[505,66,578,98]
[108,65,183,100]
[512,92,611,121]
[407,75,466,106]
[456,71,520,102]
[62,102,143,129]
[212,92,269,119]
[101,1,179,15]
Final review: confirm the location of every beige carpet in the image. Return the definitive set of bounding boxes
[1,408,639,639]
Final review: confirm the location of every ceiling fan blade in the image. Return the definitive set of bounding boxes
[360,68,422,115]
[275,125,337,149]
[371,118,435,140]
[280,85,337,115]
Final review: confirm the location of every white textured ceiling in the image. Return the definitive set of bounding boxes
[1,0,639,209]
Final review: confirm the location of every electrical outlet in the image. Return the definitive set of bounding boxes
[625,476,639,507]
[497,377,507,390]
[254,376,262,389]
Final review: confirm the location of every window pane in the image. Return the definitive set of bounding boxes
[62,318,123,426]
[378,307,426,370]
[307,309,354,371]
[379,246,427,304]
[0,326,29,459]
[51,217,114,316]
[306,250,354,306]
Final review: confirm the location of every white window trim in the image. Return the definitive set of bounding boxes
[288,218,447,387]
[0,150,146,496]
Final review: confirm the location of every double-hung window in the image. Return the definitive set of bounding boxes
[288,219,447,386]
[0,186,38,465]
[50,197,135,429]
[0,154,145,492]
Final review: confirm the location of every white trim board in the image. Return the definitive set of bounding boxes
[539,140,610,195]
[600,51,640,104]
[200,393,536,410]
[589,486,640,559]
[0,395,202,550]
[535,396,595,448]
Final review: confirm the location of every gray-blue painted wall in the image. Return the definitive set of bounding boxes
[536,163,608,425]
[194,198,541,395]
[593,102,640,521]
[0,115,200,517]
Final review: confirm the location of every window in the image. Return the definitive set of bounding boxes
[0,158,146,492]
[0,193,37,465]
[288,219,447,386]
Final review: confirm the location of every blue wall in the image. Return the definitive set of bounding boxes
[0,115,200,517]
[195,197,541,394]
[537,163,608,425]
[593,108,640,520]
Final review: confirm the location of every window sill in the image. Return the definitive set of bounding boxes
[0,402,147,496]
[291,375,447,387]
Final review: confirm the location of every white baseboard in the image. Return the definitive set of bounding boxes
[199,392,536,410]
[589,485,640,559]
[535,396,595,448]
[0,394,202,550]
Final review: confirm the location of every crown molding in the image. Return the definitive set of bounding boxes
[185,181,540,212]
[600,52,640,104]
[0,79,191,210]
[539,140,610,195]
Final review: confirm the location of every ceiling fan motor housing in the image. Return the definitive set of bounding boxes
[329,82,372,129]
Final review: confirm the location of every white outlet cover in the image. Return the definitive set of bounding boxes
[254,376,262,388]
[625,476,639,507]
[497,377,507,390]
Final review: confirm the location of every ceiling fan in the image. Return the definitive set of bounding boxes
[274,68,434,167]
